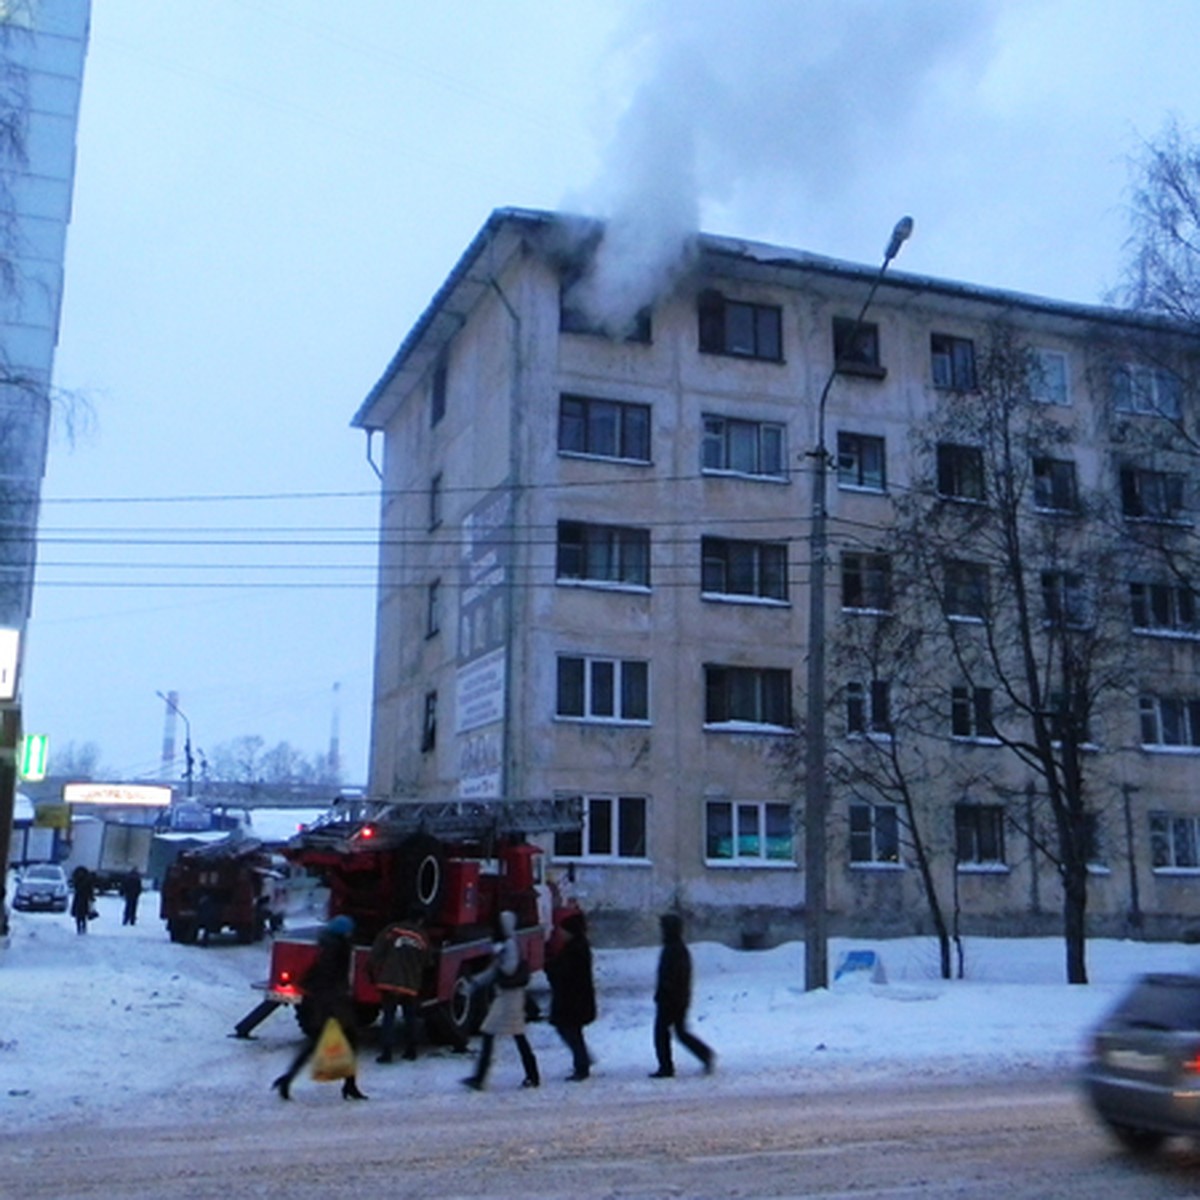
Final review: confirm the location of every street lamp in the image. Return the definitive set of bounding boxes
[803,216,913,992]
[156,690,195,797]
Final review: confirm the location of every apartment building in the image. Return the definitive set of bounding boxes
[352,208,1200,946]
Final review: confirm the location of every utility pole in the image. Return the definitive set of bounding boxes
[157,691,194,798]
[804,216,913,992]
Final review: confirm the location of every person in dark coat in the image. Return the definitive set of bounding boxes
[70,866,94,935]
[368,908,431,1063]
[120,869,143,926]
[650,912,715,1078]
[272,915,368,1101]
[545,910,596,1081]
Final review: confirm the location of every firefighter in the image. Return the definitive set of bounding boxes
[368,906,431,1063]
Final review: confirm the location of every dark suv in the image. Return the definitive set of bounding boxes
[1082,972,1200,1153]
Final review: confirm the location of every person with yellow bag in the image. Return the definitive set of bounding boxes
[272,915,368,1101]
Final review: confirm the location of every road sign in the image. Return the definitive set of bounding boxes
[19,732,48,781]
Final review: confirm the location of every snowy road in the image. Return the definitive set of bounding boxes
[6,1075,1198,1198]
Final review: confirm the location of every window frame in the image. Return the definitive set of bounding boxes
[556,655,650,725]
[428,472,443,531]
[556,520,651,590]
[553,794,649,862]
[936,442,986,502]
[701,414,787,480]
[841,551,892,613]
[837,431,887,492]
[1139,695,1200,751]
[1113,363,1182,420]
[1150,811,1200,871]
[704,799,795,866]
[1032,457,1079,514]
[944,559,989,621]
[849,801,902,867]
[931,333,977,391]
[1120,467,1187,524]
[698,291,783,362]
[426,578,441,638]
[703,664,792,730]
[951,685,997,742]
[832,317,884,377]
[846,679,892,738]
[558,394,652,464]
[955,803,1007,869]
[1130,580,1200,638]
[430,359,447,428]
[421,690,437,753]
[701,536,788,603]
[1041,569,1089,629]
[1032,348,1070,406]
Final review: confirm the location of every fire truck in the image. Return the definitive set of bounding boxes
[233,795,582,1044]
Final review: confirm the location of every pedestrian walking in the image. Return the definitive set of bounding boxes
[368,907,431,1063]
[70,866,94,935]
[461,910,539,1091]
[272,914,368,1101]
[120,869,143,926]
[545,910,596,1081]
[650,912,715,1078]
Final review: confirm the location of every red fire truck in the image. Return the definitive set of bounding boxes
[233,795,582,1044]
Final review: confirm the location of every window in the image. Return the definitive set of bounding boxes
[554,795,647,861]
[1047,690,1091,745]
[421,691,437,752]
[1113,364,1182,419]
[1131,581,1199,636]
[557,521,650,588]
[701,537,788,602]
[428,473,443,530]
[1151,812,1200,870]
[430,359,447,428]
[558,394,651,463]
[702,415,786,479]
[944,559,988,620]
[833,317,883,376]
[1041,570,1088,628]
[1032,457,1078,513]
[1120,467,1186,522]
[951,686,996,740]
[1033,349,1070,406]
[955,804,1006,867]
[837,432,886,491]
[556,655,648,723]
[931,333,977,390]
[841,552,891,612]
[426,579,441,637]
[847,680,891,736]
[705,800,793,863]
[936,443,985,501]
[698,291,782,361]
[560,262,651,341]
[704,665,791,728]
[849,802,901,865]
[1139,695,1200,749]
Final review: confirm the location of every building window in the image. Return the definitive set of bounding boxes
[429,473,443,530]
[426,579,441,637]
[837,432,886,491]
[955,804,1006,867]
[1041,570,1088,629]
[1033,349,1070,406]
[556,655,649,723]
[1032,457,1078,513]
[702,415,786,479]
[833,317,884,376]
[1130,581,1199,636]
[944,559,988,620]
[704,665,791,729]
[554,795,648,861]
[557,521,650,588]
[698,291,782,361]
[951,686,996,740]
[421,691,437,752]
[936,443,985,501]
[849,802,901,865]
[701,537,788,602]
[430,359,447,428]
[841,552,891,612]
[847,680,891,737]
[1120,467,1186,523]
[560,262,652,341]
[931,333,977,390]
[1150,812,1200,870]
[705,800,793,863]
[559,394,651,463]
[1139,695,1200,750]
[1113,364,1182,419]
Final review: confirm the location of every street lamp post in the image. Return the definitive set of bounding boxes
[803,216,913,992]
[156,690,195,798]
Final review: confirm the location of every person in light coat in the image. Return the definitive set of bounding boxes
[461,910,540,1090]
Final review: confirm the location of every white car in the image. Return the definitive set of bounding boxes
[13,863,70,913]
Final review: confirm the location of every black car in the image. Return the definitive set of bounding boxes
[12,863,70,913]
[1081,972,1200,1153]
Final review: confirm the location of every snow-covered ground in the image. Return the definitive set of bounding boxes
[3,882,1198,1134]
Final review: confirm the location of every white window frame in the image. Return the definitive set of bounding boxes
[1114,364,1182,419]
[558,394,652,463]
[701,536,788,603]
[1032,457,1078,513]
[951,685,998,743]
[955,803,1008,871]
[704,799,794,866]
[556,655,649,724]
[702,415,787,480]
[1131,581,1200,638]
[1032,349,1070,406]
[837,431,886,492]
[846,679,892,738]
[849,801,902,868]
[553,795,649,863]
[1150,812,1200,872]
[1139,695,1200,752]
[556,520,650,590]
[703,665,792,731]
[841,551,892,613]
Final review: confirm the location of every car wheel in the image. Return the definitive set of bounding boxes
[1107,1122,1167,1154]
[428,964,488,1045]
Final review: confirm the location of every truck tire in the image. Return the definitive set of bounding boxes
[400,834,446,913]
[169,919,198,945]
[428,963,488,1045]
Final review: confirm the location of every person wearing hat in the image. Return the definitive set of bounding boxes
[272,914,368,1101]
[545,910,596,1081]
[650,912,715,1078]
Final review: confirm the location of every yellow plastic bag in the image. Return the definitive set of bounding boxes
[311,1017,356,1082]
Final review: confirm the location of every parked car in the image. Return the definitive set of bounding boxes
[1081,972,1200,1153]
[13,863,70,913]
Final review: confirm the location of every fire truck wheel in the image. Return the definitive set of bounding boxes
[428,966,488,1045]
[168,919,198,944]
[400,834,446,913]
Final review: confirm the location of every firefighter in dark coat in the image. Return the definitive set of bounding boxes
[650,912,715,1078]
[545,910,597,1080]
[70,866,94,935]
[272,915,367,1101]
[368,909,431,1063]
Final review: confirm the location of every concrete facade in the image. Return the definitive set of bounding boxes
[354,209,1200,948]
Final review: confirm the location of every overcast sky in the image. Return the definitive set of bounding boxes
[23,0,1200,786]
